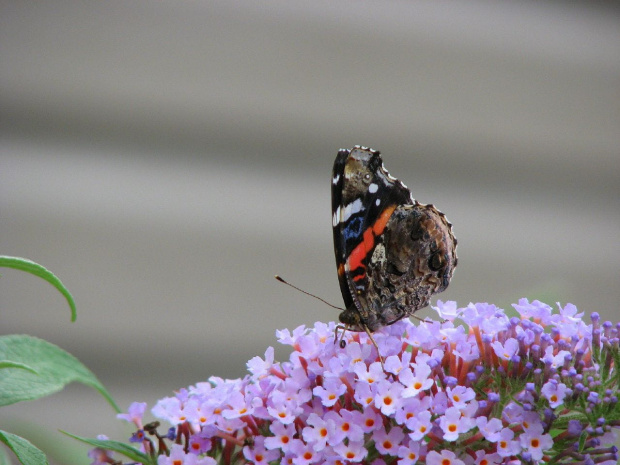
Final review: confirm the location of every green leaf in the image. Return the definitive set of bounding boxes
[0,430,48,465]
[578,430,588,452]
[0,256,76,322]
[0,360,38,374]
[0,335,119,412]
[61,432,154,465]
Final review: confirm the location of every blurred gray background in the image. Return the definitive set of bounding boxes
[1,1,619,462]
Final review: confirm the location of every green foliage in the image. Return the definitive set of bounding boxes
[0,256,76,322]
[0,334,118,411]
[1,255,118,465]
[61,433,155,465]
[0,431,48,465]
[0,361,38,374]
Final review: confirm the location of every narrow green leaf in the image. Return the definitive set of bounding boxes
[0,430,48,465]
[61,432,154,465]
[0,335,119,412]
[0,360,38,374]
[577,430,588,452]
[0,256,76,322]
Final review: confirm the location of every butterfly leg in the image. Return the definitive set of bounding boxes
[334,324,348,349]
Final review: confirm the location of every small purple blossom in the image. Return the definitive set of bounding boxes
[92,300,620,465]
[519,423,554,461]
[439,406,476,441]
[491,338,519,362]
[87,435,115,465]
[426,449,466,465]
[397,439,423,464]
[541,380,569,408]
[332,439,368,462]
[264,421,295,452]
[374,379,405,416]
[246,346,275,378]
[158,444,216,465]
[242,437,279,464]
[117,401,147,429]
[312,376,346,407]
[372,425,404,455]
[496,428,520,457]
[432,299,461,321]
[476,416,504,442]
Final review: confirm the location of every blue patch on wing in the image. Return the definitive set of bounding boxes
[343,216,364,242]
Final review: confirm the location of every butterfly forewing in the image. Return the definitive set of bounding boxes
[332,147,412,317]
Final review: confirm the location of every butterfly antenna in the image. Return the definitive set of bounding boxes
[274,275,343,310]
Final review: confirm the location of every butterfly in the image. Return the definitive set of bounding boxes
[332,146,457,342]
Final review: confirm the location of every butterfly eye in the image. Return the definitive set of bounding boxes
[364,173,371,181]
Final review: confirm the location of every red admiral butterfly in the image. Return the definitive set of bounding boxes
[332,146,457,338]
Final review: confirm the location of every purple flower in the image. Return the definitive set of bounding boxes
[491,338,519,361]
[431,300,461,321]
[288,438,319,465]
[332,439,368,462]
[446,385,475,409]
[373,379,404,416]
[301,413,333,451]
[405,409,432,441]
[426,449,466,465]
[372,425,404,455]
[396,439,424,464]
[472,450,502,465]
[476,416,504,442]
[264,421,296,453]
[541,380,569,408]
[513,298,555,324]
[496,428,521,457]
[519,424,554,461]
[325,409,364,445]
[94,300,619,465]
[439,406,476,441]
[152,396,185,425]
[247,346,275,378]
[117,402,147,429]
[312,376,346,407]
[87,435,115,465]
[158,444,216,465]
[242,437,279,464]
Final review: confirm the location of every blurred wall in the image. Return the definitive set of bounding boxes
[1,1,619,462]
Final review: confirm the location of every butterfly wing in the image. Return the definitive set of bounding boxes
[362,202,458,330]
[332,146,413,329]
[331,149,355,310]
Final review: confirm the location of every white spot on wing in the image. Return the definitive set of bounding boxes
[343,198,364,222]
[368,183,378,193]
[371,243,386,265]
[332,174,340,185]
[332,206,341,227]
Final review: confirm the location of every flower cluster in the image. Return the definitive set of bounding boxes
[93,299,620,465]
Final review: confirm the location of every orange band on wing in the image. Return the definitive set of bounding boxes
[347,204,396,275]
